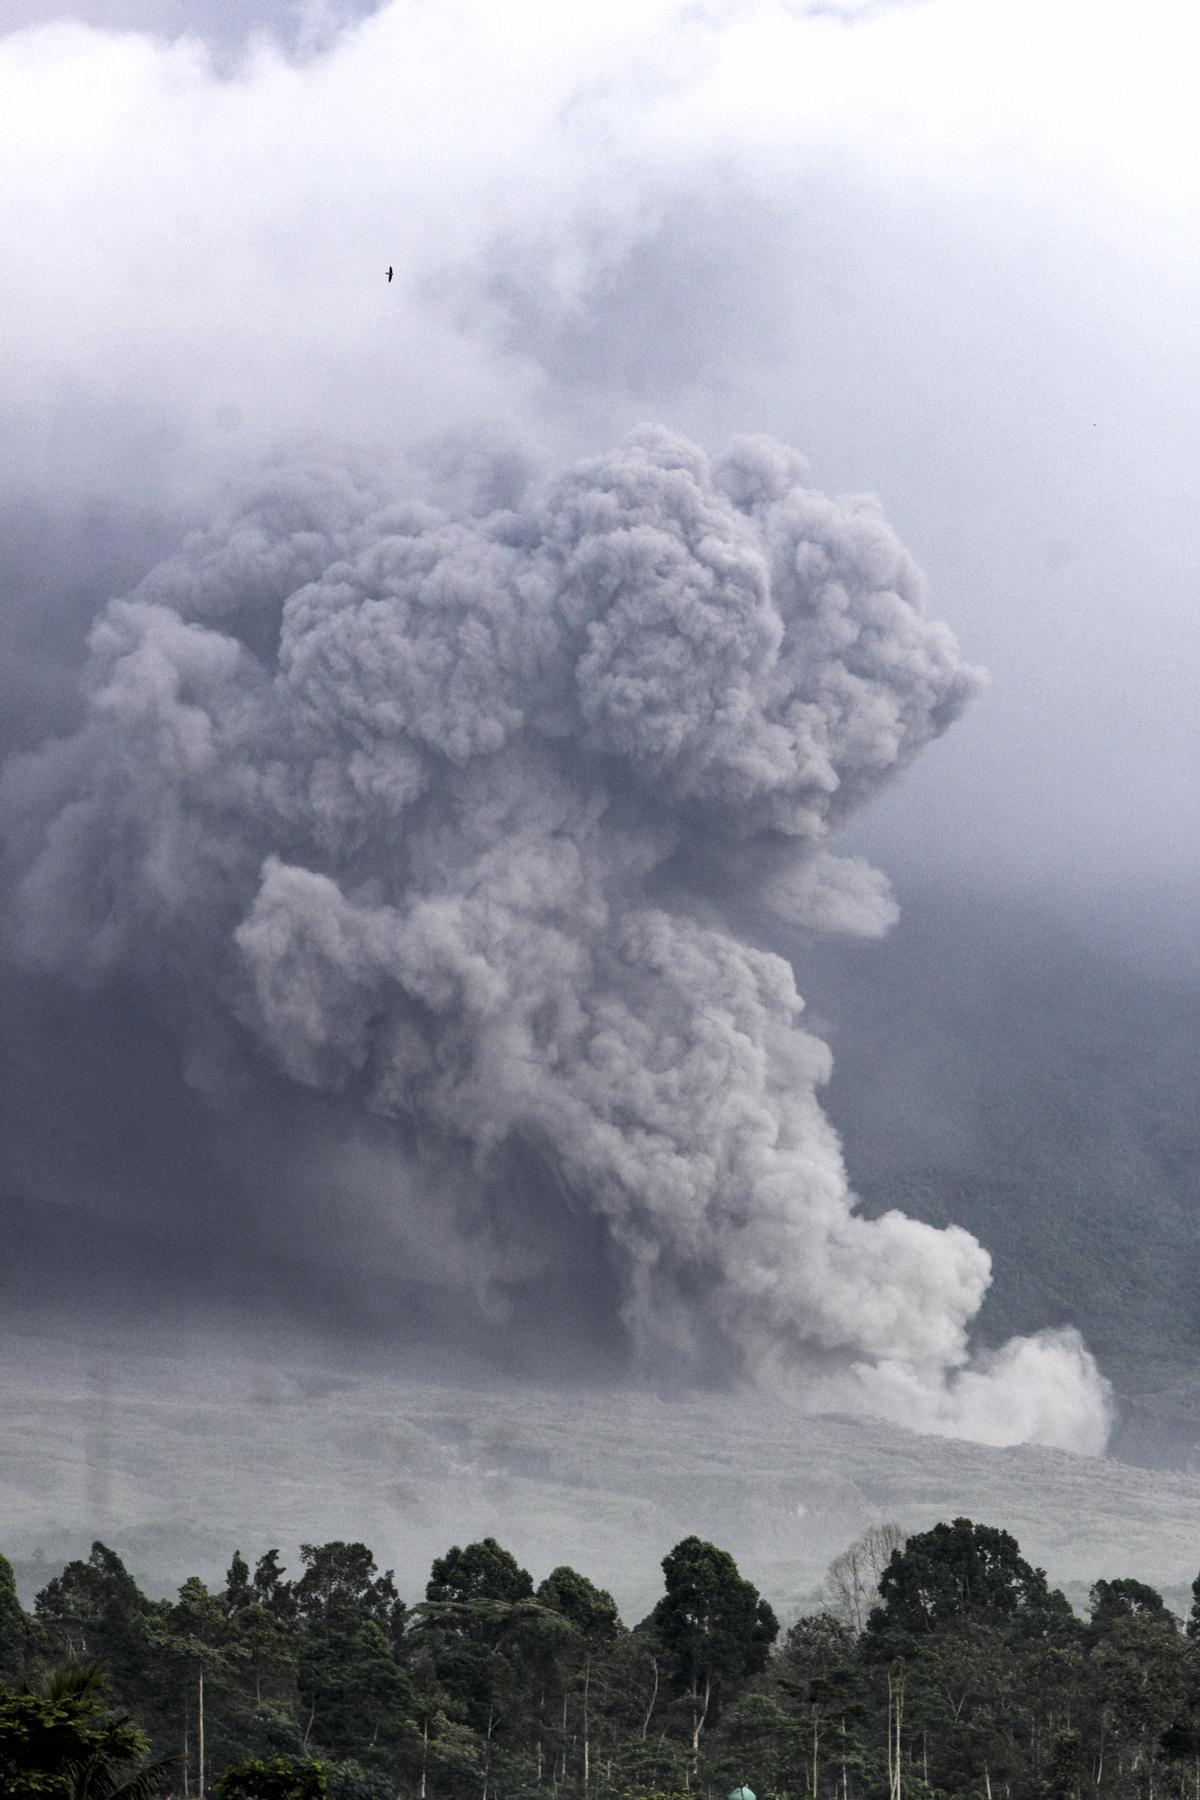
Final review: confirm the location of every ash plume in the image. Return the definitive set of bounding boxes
[0,427,1111,1451]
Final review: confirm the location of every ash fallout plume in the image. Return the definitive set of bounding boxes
[0,427,1111,1452]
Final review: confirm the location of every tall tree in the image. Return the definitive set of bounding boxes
[294,1546,403,1647]
[816,1526,907,1637]
[291,1546,410,1768]
[35,1544,161,1732]
[0,1554,37,1690]
[224,1555,255,1620]
[418,1540,540,1797]
[148,1574,250,1788]
[535,1566,624,1789]
[645,1537,778,1768]
[1187,1570,1200,1645]
[536,1567,620,1643]
[426,1541,533,1619]
[773,1615,866,1800]
[865,1517,1073,1647]
[1083,1611,1193,1794]
[253,1553,297,1623]
[1088,1578,1178,1640]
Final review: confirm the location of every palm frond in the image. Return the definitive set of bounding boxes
[79,1753,177,1800]
[42,1662,108,1707]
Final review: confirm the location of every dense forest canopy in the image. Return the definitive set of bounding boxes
[4,1518,1200,1800]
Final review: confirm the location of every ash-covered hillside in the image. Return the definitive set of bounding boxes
[5,1323,1200,1622]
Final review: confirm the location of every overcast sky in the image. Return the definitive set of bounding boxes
[3,0,1198,908]
[1,0,1197,1457]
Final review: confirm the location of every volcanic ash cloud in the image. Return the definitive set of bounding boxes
[0,427,1111,1452]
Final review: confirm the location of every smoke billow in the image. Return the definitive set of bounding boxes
[0,427,1111,1451]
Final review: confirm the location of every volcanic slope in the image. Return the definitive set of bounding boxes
[5,1323,1200,1620]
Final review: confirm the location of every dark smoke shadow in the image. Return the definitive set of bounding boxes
[0,962,633,1386]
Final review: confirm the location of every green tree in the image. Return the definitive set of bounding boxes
[214,1551,300,1721]
[216,1754,329,1799]
[536,1565,624,1790]
[865,1517,1072,1647]
[295,1545,404,1648]
[415,1540,544,1798]
[645,1537,778,1768]
[537,1566,620,1641]
[707,1689,803,1798]
[403,1632,459,1800]
[324,1758,397,1800]
[773,1615,866,1800]
[225,1554,255,1619]
[425,1540,534,1624]
[229,1600,299,1718]
[1188,1570,1200,1645]
[0,1663,173,1800]
[254,1553,297,1623]
[888,1621,1023,1799]
[296,1618,409,1764]
[0,1554,38,1689]
[416,1708,484,1800]
[146,1571,254,1780]
[1083,1612,1192,1795]
[1088,1578,1178,1640]
[1042,1725,1088,1800]
[289,1546,409,1768]
[1012,1637,1087,1797]
[34,1544,159,1712]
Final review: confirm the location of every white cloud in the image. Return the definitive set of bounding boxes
[4,0,1198,513]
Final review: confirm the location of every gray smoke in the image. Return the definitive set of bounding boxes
[0,427,1112,1450]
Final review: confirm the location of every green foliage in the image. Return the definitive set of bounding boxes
[295,1544,403,1643]
[1189,1569,1200,1643]
[0,1664,173,1800]
[216,1754,329,1799]
[0,1553,39,1689]
[426,1538,534,1611]
[647,1537,778,1705]
[866,1516,1073,1646]
[34,1544,158,1713]
[536,1565,620,1640]
[296,1615,410,1762]
[6,1517,1200,1800]
[1088,1576,1178,1637]
[254,1551,297,1621]
[323,1758,396,1800]
[418,1708,484,1796]
[225,1553,255,1617]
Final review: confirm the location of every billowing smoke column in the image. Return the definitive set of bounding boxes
[1,428,1111,1451]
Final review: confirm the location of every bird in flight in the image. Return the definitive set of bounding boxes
[387,265,393,283]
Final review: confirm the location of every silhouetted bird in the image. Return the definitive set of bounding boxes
[387,265,393,282]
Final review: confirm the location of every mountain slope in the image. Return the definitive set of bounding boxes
[5,1324,1200,1621]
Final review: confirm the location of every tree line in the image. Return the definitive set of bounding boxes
[4,1515,1200,1800]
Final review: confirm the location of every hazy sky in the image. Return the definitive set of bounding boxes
[3,0,1196,906]
[1,0,1196,1456]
